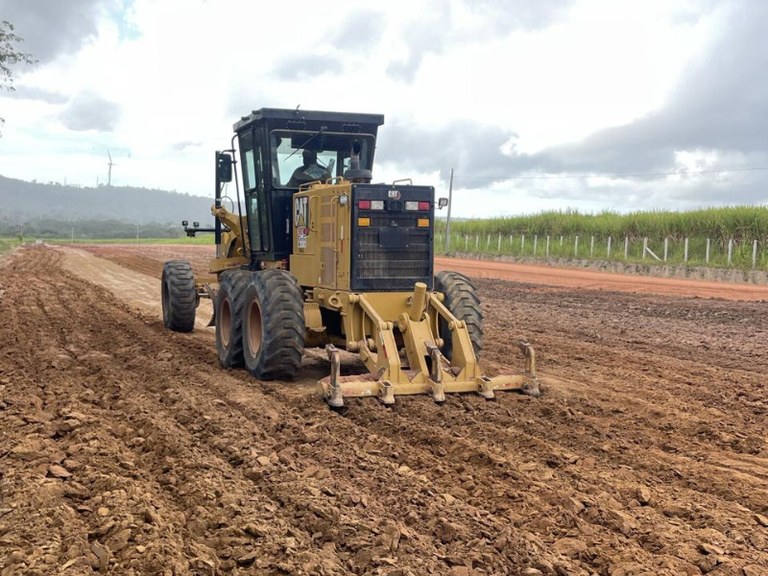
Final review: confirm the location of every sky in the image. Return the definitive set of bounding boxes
[1,0,766,219]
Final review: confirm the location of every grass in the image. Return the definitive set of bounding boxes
[0,238,18,254]
[435,206,768,270]
[437,206,768,241]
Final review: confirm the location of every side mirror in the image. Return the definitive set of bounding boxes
[438,197,449,209]
[217,152,233,183]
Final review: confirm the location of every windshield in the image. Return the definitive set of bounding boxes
[270,130,375,187]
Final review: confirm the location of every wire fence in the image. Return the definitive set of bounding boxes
[436,233,768,270]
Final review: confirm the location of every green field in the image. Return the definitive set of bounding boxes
[0,238,17,254]
[436,206,768,270]
[437,206,768,240]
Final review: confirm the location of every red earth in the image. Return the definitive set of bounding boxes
[0,243,766,575]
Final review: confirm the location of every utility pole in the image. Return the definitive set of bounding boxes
[444,168,454,251]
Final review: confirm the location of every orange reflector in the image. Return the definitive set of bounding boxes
[358,217,371,227]
[417,218,430,227]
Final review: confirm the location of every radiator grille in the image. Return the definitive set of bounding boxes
[350,184,434,291]
[356,227,431,282]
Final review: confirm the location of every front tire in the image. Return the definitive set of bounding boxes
[162,260,196,332]
[434,270,483,359]
[243,269,305,380]
[215,269,251,368]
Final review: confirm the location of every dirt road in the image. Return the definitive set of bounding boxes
[434,257,768,302]
[1,244,766,575]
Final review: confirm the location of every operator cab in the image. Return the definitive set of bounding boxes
[220,108,384,267]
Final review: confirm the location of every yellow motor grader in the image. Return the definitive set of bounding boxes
[161,108,538,407]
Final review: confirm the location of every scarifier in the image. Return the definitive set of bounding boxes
[161,108,539,407]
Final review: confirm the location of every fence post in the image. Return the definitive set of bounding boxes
[684,238,689,263]
[624,236,629,259]
[642,237,648,259]
[590,235,595,257]
[559,235,564,247]
[497,233,502,252]
[509,235,513,253]
[546,235,550,257]
[706,238,710,264]
[486,234,491,249]
[728,238,733,265]
[464,235,469,251]
[533,235,538,256]
[475,235,479,250]
[663,237,668,262]
[607,236,612,258]
[753,239,758,269]
[574,235,579,256]
[521,234,526,254]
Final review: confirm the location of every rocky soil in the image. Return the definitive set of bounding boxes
[0,244,766,575]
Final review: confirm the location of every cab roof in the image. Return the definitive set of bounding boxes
[234,108,385,133]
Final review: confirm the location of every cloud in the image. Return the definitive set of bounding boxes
[5,85,67,104]
[377,120,521,179]
[170,141,202,152]
[270,54,344,82]
[520,1,768,175]
[385,12,449,82]
[328,9,385,52]
[0,0,116,64]
[386,0,572,82]
[60,91,121,131]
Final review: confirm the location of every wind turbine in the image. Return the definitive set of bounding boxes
[107,150,118,186]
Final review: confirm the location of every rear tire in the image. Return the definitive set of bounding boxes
[215,269,251,368]
[434,270,483,359]
[162,260,196,332]
[243,269,305,380]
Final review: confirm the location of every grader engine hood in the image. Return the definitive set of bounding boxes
[351,184,435,291]
[290,182,435,293]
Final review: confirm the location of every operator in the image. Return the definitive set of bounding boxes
[288,149,329,186]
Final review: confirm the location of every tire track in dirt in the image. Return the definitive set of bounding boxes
[1,247,569,574]
[2,245,768,575]
[69,245,768,572]
[0,249,237,573]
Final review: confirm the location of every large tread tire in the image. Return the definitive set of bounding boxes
[242,269,305,380]
[162,260,196,333]
[215,269,252,369]
[434,270,483,359]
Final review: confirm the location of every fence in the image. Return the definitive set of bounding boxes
[435,233,768,270]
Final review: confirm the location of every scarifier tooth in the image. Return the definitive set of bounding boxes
[379,380,395,406]
[478,376,496,400]
[431,380,446,404]
[325,345,344,409]
[522,378,541,397]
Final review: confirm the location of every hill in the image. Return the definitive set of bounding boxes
[0,175,214,226]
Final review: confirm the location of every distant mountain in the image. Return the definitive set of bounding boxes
[0,175,215,225]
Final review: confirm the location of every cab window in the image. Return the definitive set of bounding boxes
[270,130,374,187]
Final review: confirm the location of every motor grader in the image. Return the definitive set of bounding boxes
[161,107,538,407]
